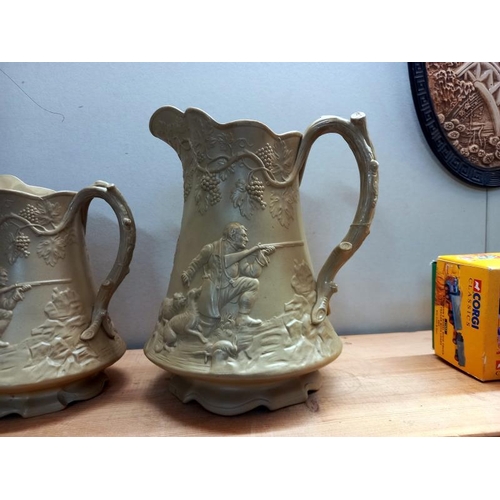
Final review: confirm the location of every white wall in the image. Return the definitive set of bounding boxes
[0,62,491,347]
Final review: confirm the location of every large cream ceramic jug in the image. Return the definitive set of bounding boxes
[144,107,378,415]
[0,176,136,417]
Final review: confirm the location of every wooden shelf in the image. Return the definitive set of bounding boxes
[2,330,500,436]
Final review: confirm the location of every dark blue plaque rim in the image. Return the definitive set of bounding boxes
[408,62,499,188]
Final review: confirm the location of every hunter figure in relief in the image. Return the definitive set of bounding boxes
[181,222,276,328]
[0,266,32,347]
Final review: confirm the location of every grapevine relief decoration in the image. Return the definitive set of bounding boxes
[157,111,300,228]
[0,199,76,267]
[149,223,336,374]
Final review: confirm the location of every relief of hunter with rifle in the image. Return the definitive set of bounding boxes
[0,266,70,347]
[181,222,303,328]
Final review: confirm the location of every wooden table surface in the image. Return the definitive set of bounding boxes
[2,330,500,437]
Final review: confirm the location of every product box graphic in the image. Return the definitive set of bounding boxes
[433,253,500,381]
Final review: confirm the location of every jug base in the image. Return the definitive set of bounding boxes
[169,370,322,416]
[0,371,108,418]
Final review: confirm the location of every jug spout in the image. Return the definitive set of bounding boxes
[150,106,190,157]
[0,175,58,197]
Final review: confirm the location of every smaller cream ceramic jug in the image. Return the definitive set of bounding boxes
[0,176,136,417]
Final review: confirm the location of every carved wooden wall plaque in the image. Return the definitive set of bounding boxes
[409,62,500,187]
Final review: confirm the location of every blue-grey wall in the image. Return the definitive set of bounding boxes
[0,62,493,348]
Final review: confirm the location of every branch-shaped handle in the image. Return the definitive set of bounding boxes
[77,181,136,340]
[295,113,379,325]
[43,181,136,340]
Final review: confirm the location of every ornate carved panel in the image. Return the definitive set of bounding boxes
[409,62,500,187]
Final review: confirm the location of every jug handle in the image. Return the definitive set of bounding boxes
[294,112,379,325]
[40,181,136,340]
